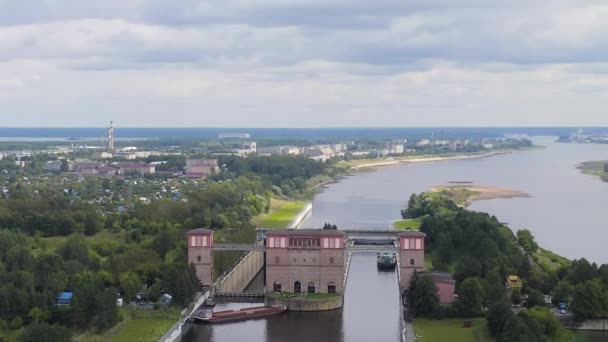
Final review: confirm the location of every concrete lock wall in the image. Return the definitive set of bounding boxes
[577,319,608,331]
[265,294,344,311]
[216,251,265,293]
[215,202,312,294]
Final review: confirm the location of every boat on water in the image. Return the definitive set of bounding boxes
[192,305,287,324]
[377,252,397,270]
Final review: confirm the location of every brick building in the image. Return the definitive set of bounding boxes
[265,229,347,295]
[185,159,219,178]
[398,231,455,304]
[187,228,214,288]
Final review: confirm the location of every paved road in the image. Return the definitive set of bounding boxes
[403,321,415,342]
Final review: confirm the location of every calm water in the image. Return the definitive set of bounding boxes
[304,137,608,263]
[187,137,608,341]
[185,254,401,342]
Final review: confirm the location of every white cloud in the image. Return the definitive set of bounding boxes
[0,0,607,126]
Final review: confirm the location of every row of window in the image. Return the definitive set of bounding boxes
[273,256,335,264]
[272,281,337,294]
[289,238,321,248]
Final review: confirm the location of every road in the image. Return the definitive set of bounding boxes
[403,321,415,342]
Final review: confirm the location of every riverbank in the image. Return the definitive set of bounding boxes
[578,160,608,182]
[431,184,530,207]
[342,150,513,170]
[253,199,309,228]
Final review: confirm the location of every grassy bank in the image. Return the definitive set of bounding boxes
[74,307,182,342]
[414,318,493,342]
[532,247,571,273]
[254,199,308,228]
[578,161,608,182]
[392,218,422,231]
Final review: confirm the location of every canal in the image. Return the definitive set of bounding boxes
[185,137,608,341]
[184,253,401,342]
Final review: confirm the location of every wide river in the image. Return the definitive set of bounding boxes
[187,137,608,342]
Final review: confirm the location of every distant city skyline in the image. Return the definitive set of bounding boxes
[2,1,608,127]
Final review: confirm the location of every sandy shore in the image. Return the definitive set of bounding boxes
[431,184,530,207]
[349,151,511,170]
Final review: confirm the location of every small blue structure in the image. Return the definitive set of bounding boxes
[56,292,73,305]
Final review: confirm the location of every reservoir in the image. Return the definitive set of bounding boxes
[187,137,608,341]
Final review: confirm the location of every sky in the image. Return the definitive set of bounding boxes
[1,0,608,127]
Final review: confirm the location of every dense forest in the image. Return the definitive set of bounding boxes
[402,192,608,341]
[0,155,329,341]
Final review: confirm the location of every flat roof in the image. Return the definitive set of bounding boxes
[418,271,455,284]
[397,231,427,238]
[188,228,214,235]
[265,229,347,237]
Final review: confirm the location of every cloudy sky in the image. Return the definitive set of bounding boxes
[1,0,608,127]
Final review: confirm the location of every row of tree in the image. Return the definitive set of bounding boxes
[402,192,572,341]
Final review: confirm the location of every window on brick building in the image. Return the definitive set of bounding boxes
[274,256,280,264]
[328,282,336,294]
[273,282,281,293]
[197,256,201,262]
[330,257,335,264]
[294,281,301,293]
[410,258,415,265]
[307,281,316,294]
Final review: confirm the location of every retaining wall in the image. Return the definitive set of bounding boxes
[214,202,312,294]
[576,319,608,331]
[215,251,265,293]
[265,294,344,311]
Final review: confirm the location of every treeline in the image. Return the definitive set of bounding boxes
[517,230,608,321]
[403,192,572,341]
[0,175,273,237]
[214,155,326,196]
[0,229,199,342]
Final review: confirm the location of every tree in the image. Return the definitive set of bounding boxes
[163,263,200,306]
[28,307,50,324]
[527,307,573,342]
[83,211,101,236]
[9,317,23,330]
[511,289,522,306]
[119,272,142,302]
[568,259,598,285]
[486,301,512,337]
[525,288,546,309]
[500,315,534,342]
[516,229,538,253]
[21,323,71,342]
[455,277,484,317]
[94,289,119,332]
[407,274,439,317]
[322,223,338,230]
[571,280,608,319]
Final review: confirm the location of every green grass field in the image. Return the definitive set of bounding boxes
[414,318,494,342]
[112,318,177,342]
[392,219,422,231]
[74,307,182,342]
[532,248,571,273]
[255,200,307,228]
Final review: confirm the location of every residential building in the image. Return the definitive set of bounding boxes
[115,162,155,175]
[56,292,73,306]
[185,159,219,178]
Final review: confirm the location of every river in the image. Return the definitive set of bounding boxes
[186,137,608,342]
